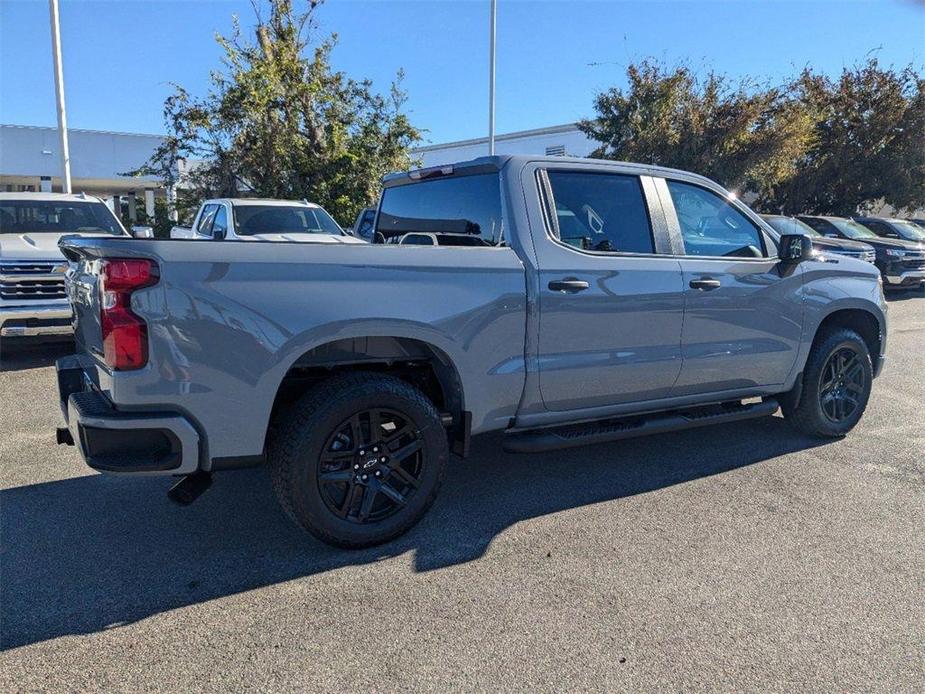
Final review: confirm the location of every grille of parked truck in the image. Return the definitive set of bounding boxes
[0,192,129,339]
[54,156,887,548]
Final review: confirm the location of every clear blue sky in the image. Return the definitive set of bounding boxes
[1,0,923,145]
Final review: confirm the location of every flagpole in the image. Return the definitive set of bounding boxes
[488,0,497,155]
[49,0,72,193]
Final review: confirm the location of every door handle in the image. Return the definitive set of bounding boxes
[689,278,721,290]
[548,279,590,293]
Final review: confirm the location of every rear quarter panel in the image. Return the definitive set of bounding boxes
[63,238,527,461]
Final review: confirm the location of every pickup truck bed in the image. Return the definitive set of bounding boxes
[56,155,887,548]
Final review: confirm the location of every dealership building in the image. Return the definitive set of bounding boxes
[0,124,177,221]
[0,122,589,218]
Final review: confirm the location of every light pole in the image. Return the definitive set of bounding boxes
[488,0,496,155]
[49,0,71,193]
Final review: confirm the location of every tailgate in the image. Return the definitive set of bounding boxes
[59,238,110,357]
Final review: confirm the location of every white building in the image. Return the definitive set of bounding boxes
[1,121,596,220]
[0,124,167,221]
[413,123,595,167]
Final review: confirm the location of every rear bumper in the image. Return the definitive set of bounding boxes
[56,355,200,475]
[0,303,72,337]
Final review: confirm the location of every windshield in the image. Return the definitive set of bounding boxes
[763,216,820,237]
[0,200,125,235]
[831,219,878,240]
[890,220,925,241]
[233,205,344,236]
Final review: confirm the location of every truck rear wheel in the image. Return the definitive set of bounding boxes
[782,328,873,438]
[269,372,448,548]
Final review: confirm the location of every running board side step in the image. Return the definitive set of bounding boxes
[502,399,780,453]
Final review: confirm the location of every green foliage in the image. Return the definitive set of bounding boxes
[774,62,925,215]
[580,58,924,215]
[125,195,175,239]
[578,61,805,197]
[131,0,420,226]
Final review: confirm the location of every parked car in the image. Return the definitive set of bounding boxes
[761,215,875,263]
[170,198,365,244]
[0,192,129,339]
[56,156,887,548]
[853,216,925,244]
[351,206,377,241]
[798,215,925,289]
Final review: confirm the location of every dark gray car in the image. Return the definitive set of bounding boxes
[55,156,888,548]
[762,215,875,263]
[799,215,925,289]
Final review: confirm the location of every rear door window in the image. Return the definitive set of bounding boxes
[544,171,654,254]
[376,173,503,246]
[667,180,766,258]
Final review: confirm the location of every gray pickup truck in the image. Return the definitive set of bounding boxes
[55,155,887,548]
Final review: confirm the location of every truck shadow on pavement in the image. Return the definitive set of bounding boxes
[0,340,73,372]
[1,417,827,651]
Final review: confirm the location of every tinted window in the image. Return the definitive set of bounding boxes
[234,205,344,235]
[830,219,878,240]
[545,172,653,253]
[356,209,376,240]
[197,204,219,234]
[763,216,820,237]
[376,173,503,246]
[0,200,124,235]
[890,220,925,241]
[667,181,765,257]
[798,217,834,234]
[858,220,894,237]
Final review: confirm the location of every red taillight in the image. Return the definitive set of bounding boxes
[99,258,158,371]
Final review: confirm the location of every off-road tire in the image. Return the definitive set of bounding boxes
[269,372,448,548]
[782,328,873,438]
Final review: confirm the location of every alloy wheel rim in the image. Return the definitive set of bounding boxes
[317,408,425,524]
[819,346,865,423]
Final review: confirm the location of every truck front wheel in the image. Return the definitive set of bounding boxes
[269,372,448,548]
[782,328,873,438]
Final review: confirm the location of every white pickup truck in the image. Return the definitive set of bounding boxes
[0,192,138,339]
[170,198,365,244]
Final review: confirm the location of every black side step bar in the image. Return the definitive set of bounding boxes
[502,399,780,454]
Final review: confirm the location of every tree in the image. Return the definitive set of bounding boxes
[578,60,811,198]
[130,0,420,225]
[579,58,925,215]
[774,60,925,215]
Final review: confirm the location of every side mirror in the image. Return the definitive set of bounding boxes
[131,225,154,238]
[778,234,814,263]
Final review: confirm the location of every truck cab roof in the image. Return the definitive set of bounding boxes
[383,154,721,190]
[204,198,324,209]
[0,191,107,203]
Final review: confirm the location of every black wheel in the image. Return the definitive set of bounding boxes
[782,328,873,438]
[269,372,448,548]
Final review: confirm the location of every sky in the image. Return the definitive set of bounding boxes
[1,0,923,146]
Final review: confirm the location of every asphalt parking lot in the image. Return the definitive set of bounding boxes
[1,290,923,692]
